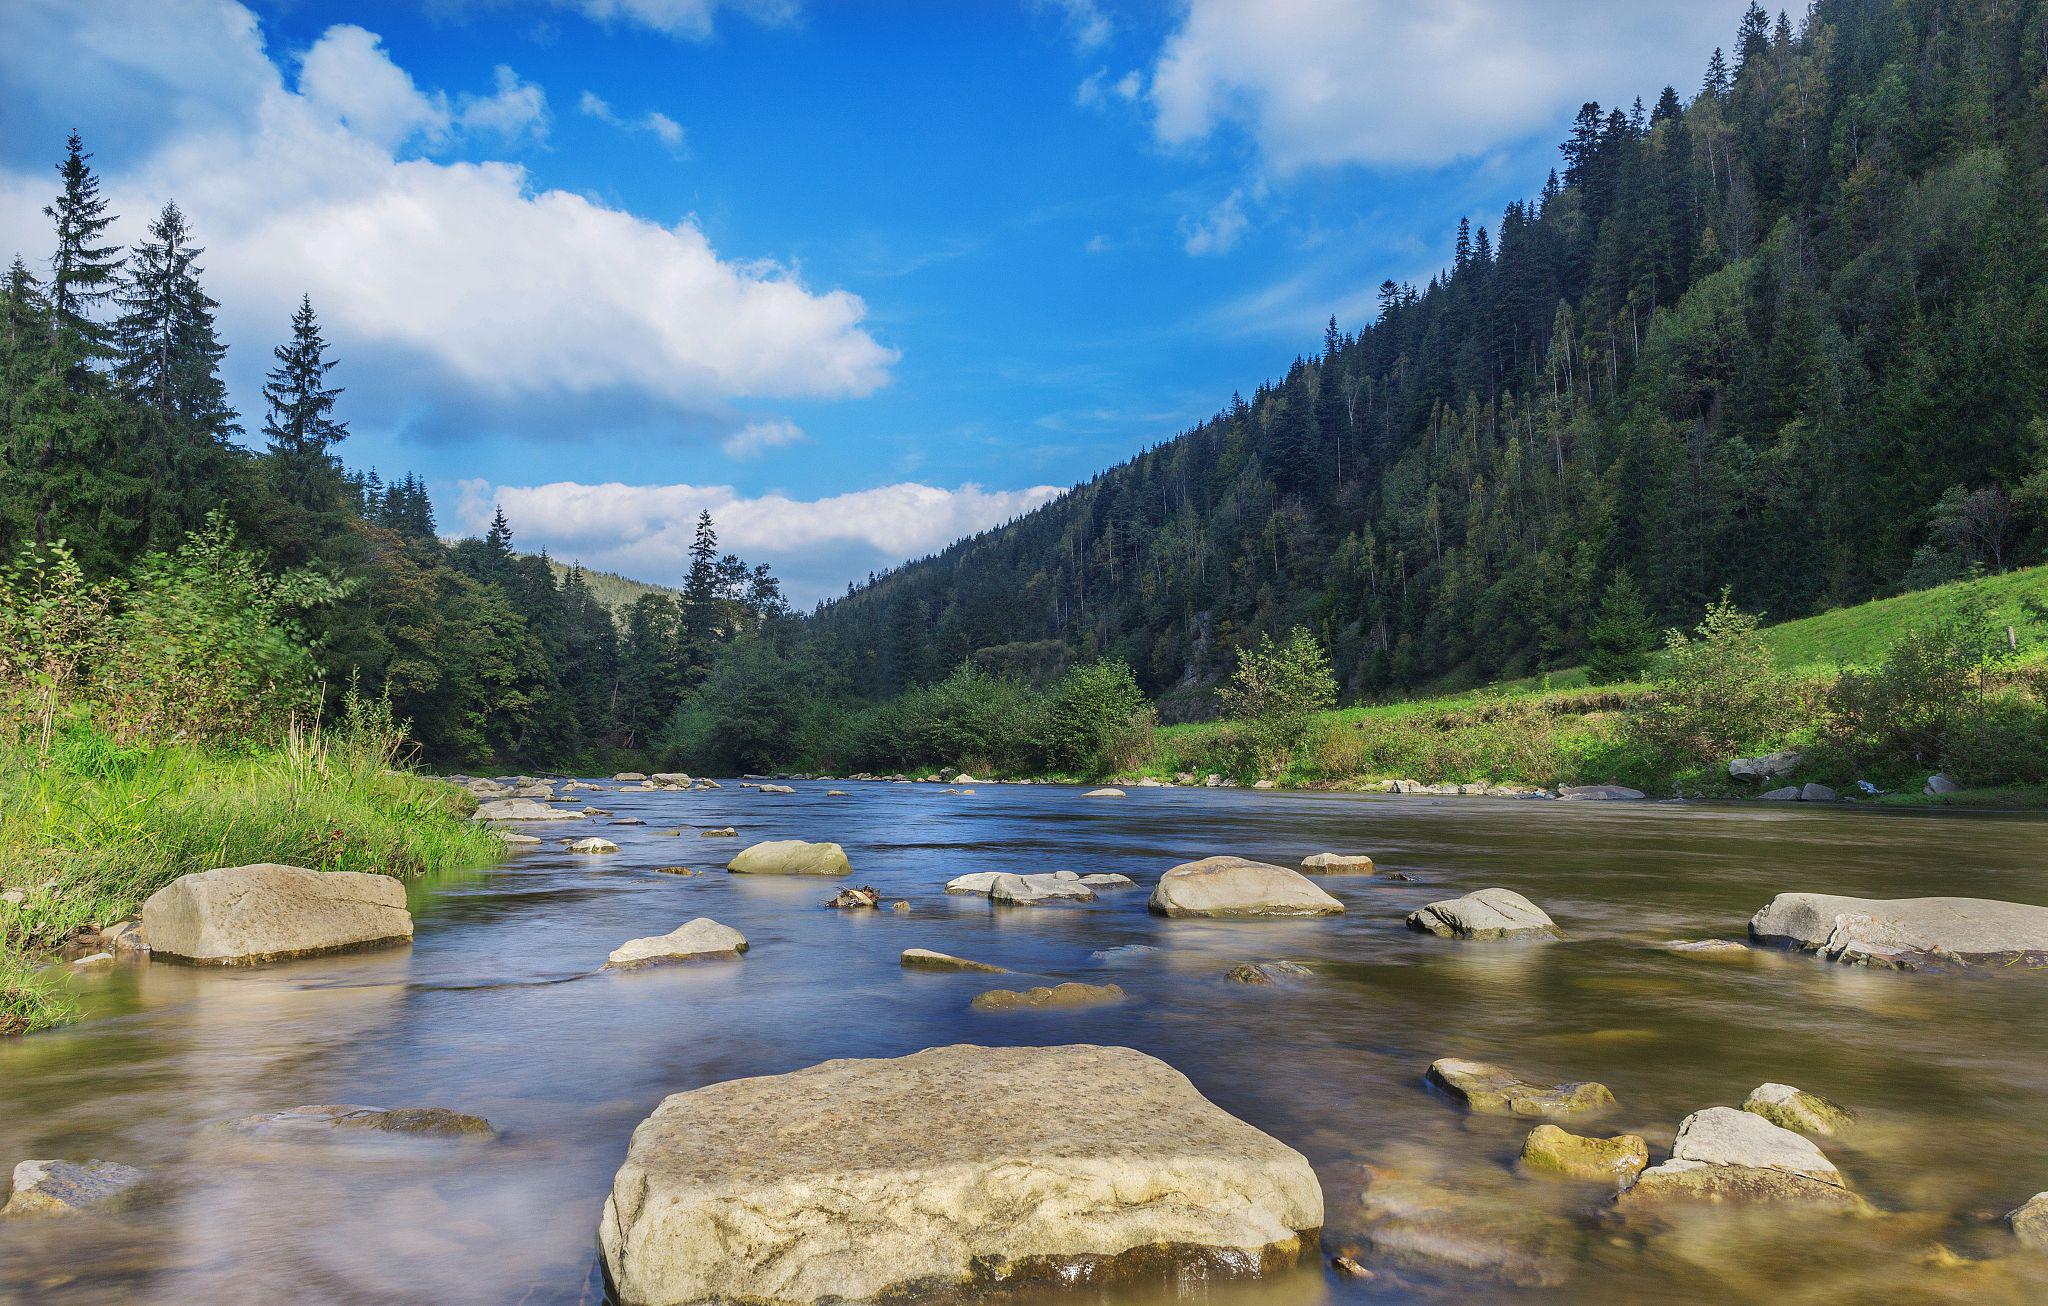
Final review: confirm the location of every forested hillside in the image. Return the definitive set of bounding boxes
[808,0,2048,712]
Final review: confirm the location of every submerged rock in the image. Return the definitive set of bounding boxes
[726,839,851,877]
[1426,1058,1614,1118]
[596,1043,1323,1305]
[1407,888,1559,940]
[1743,1083,1854,1137]
[472,798,581,822]
[825,886,881,910]
[1520,1125,1648,1182]
[1226,960,1314,984]
[499,831,542,846]
[1358,1172,1575,1287]
[1748,892,2048,969]
[141,863,412,966]
[1078,873,1137,889]
[699,826,738,838]
[900,948,1006,973]
[1662,938,1749,955]
[1082,787,1127,798]
[1557,785,1645,801]
[2,1160,147,1215]
[223,1105,494,1140]
[2008,1192,2048,1250]
[970,981,1126,1011]
[605,918,748,969]
[1299,852,1375,875]
[1148,857,1344,919]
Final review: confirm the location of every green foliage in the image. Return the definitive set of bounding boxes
[667,637,807,774]
[0,539,113,751]
[0,953,72,1037]
[1219,627,1337,771]
[1585,573,1658,684]
[1039,658,1155,778]
[1626,596,1803,770]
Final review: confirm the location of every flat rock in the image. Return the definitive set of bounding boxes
[1743,1083,1854,1137]
[945,871,1004,895]
[223,1105,494,1139]
[141,863,412,966]
[1619,1159,1867,1210]
[1800,782,1838,802]
[1299,853,1375,875]
[971,981,1126,1011]
[2008,1192,2048,1250]
[1148,857,1344,919]
[758,783,796,794]
[727,839,851,877]
[1557,785,1645,801]
[1082,787,1126,798]
[611,817,646,826]
[1667,1106,1839,1182]
[1226,961,1313,984]
[597,1044,1323,1305]
[2,1160,147,1215]
[700,826,738,838]
[472,798,581,821]
[1520,1125,1647,1182]
[1748,892,2048,969]
[1426,1058,1614,1118]
[1078,873,1137,889]
[499,832,542,846]
[568,837,620,854]
[1662,938,1749,955]
[900,948,1006,973]
[612,772,647,781]
[1730,749,1805,780]
[991,872,1096,905]
[1407,888,1559,940]
[605,918,748,969]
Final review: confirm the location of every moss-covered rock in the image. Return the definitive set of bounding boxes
[1742,1082,1854,1137]
[1520,1125,1648,1182]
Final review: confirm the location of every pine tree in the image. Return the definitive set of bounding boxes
[1703,48,1730,99]
[1586,572,1658,683]
[262,295,347,511]
[484,506,515,567]
[43,132,123,384]
[113,201,236,439]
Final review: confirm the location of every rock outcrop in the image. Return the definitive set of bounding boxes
[1426,1058,1614,1118]
[1748,892,2048,969]
[726,839,851,877]
[605,918,748,969]
[597,1044,1323,1304]
[141,863,413,966]
[1148,857,1344,919]
[1406,888,1559,940]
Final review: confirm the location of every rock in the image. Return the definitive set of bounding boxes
[1331,1254,1373,1279]
[1748,892,2048,969]
[223,1105,494,1139]
[140,863,412,966]
[1082,787,1127,798]
[2007,1192,2048,1250]
[1662,938,1749,955]
[1406,888,1559,940]
[1426,1058,1614,1118]
[472,798,581,822]
[649,773,690,784]
[1742,1083,1854,1137]
[611,817,646,826]
[499,832,541,846]
[1251,779,1277,790]
[71,951,115,969]
[2,1160,147,1215]
[1226,961,1313,984]
[1077,873,1136,889]
[891,901,910,913]
[1760,785,1802,800]
[825,886,881,910]
[1358,1173,1573,1287]
[1926,773,1961,795]
[652,866,696,876]
[990,872,1096,905]
[826,789,848,796]
[700,826,738,838]
[951,773,981,785]
[612,772,647,781]
[726,839,851,877]
[1520,1125,1648,1182]
[1616,1107,1862,1212]
[1148,856,1344,919]
[568,837,620,854]
[1800,782,1839,802]
[597,1044,1322,1305]
[1619,1159,1866,1210]
[971,981,1127,1011]
[99,920,146,954]
[1299,853,1375,875]
[1202,774,1223,787]
[1557,785,1645,801]
[945,872,1004,895]
[758,783,796,794]
[1730,749,1806,781]
[605,918,748,969]
[1667,1106,1839,1181]
[900,948,1006,973]
[507,783,556,799]
[582,807,613,816]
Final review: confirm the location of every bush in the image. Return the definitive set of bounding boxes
[1821,617,1998,772]
[1040,659,1154,778]
[1219,627,1337,772]
[1625,596,1803,770]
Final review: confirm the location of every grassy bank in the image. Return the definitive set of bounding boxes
[0,720,504,1035]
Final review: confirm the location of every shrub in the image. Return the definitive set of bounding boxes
[1219,627,1338,772]
[1821,617,1998,772]
[1040,659,1154,777]
[0,540,115,752]
[1625,596,1802,770]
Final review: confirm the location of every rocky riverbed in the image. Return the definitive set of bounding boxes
[5,780,2048,1303]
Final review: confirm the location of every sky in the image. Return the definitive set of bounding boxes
[0,0,1752,605]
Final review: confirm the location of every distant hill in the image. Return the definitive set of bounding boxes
[543,558,680,623]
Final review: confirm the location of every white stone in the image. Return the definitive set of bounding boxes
[605,918,748,969]
[1148,857,1343,919]
[141,864,412,966]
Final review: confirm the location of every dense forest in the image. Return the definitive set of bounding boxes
[0,134,783,767]
[806,0,2048,716]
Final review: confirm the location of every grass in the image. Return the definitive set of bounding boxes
[1757,564,2048,673]
[0,714,504,1036]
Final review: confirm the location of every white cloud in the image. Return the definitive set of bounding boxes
[1033,0,1113,52]
[1150,0,1752,172]
[1076,66,1144,110]
[720,418,807,459]
[0,0,892,432]
[580,91,688,154]
[541,0,801,40]
[456,478,1063,604]
[1181,187,1249,256]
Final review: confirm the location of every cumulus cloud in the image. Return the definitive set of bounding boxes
[456,478,1063,605]
[1076,66,1143,110]
[1032,0,1113,52]
[579,91,688,154]
[555,0,801,40]
[1150,0,1752,172]
[0,0,892,438]
[1181,187,1250,256]
[720,418,807,459]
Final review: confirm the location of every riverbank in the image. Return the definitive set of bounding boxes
[0,721,502,1035]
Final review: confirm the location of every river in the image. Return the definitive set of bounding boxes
[4,781,2047,1303]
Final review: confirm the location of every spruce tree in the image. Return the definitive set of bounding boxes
[113,201,237,439]
[43,132,123,383]
[261,294,347,511]
[1586,572,1659,683]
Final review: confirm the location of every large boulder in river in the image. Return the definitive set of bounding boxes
[1299,852,1375,875]
[597,1044,1323,1305]
[472,797,581,822]
[1407,887,1559,939]
[1427,1057,1614,1118]
[605,918,748,969]
[141,864,412,966]
[2,1160,147,1215]
[2008,1192,2048,1250]
[1520,1125,1647,1182]
[1148,857,1343,919]
[726,839,851,877]
[1618,1107,1864,1212]
[990,872,1095,905]
[1748,892,2048,969]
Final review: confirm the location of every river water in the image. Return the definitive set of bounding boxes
[4,782,2048,1304]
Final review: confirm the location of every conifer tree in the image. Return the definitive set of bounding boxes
[261,295,347,511]
[113,201,236,439]
[43,132,123,384]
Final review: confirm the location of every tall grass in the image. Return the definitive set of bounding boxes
[0,708,503,1034]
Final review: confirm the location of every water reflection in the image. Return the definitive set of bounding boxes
[4,782,2047,1302]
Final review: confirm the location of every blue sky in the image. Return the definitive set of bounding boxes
[0,0,1750,603]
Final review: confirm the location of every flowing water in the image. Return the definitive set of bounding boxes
[5,782,2048,1304]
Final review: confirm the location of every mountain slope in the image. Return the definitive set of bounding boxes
[808,0,2048,710]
